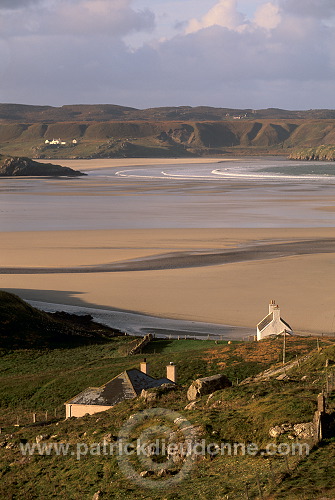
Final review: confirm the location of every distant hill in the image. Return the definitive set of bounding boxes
[1,103,335,158]
[0,291,122,348]
[1,103,335,122]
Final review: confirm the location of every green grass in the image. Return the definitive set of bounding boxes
[0,336,322,426]
[0,297,334,499]
[274,439,335,499]
[0,375,327,500]
[142,338,239,354]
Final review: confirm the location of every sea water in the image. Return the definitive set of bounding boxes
[1,157,335,231]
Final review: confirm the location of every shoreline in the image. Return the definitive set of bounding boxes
[27,299,253,340]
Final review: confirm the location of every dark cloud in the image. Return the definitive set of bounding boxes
[0,0,155,38]
[0,0,40,9]
[0,0,334,109]
[280,0,335,18]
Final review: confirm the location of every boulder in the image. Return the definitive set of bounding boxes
[35,434,49,444]
[269,425,292,438]
[140,383,176,402]
[139,470,154,478]
[187,374,232,401]
[184,401,198,410]
[269,422,315,439]
[293,422,315,440]
[0,156,86,177]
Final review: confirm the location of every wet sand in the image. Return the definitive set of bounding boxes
[1,227,335,334]
[37,157,229,171]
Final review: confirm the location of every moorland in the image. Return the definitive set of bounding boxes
[1,104,335,159]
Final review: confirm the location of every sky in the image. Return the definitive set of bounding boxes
[0,0,335,109]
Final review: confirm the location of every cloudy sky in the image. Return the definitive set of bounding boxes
[0,0,334,109]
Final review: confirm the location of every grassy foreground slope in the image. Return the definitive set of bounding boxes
[1,294,335,500]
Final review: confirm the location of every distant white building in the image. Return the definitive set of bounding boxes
[45,138,67,145]
[257,300,293,341]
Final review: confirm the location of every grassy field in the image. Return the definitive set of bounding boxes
[1,340,335,499]
[1,293,335,498]
[0,335,324,425]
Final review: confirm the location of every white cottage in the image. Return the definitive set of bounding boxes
[257,300,293,341]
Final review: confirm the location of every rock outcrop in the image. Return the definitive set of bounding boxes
[269,422,315,440]
[187,374,232,401]
[140,383,176,402]
[0,156,86,176]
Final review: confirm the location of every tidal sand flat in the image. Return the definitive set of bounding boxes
[1,158,335,336]
[1,227,335,335]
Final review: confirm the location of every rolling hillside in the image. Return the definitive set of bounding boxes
[1,103,335,122]
[1,104,335,158]
[0,119,335,159]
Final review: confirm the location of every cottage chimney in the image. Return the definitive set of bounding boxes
[269,299,276,313]
[166,362,176,383]
[273,304,281,321]
[140,358,150,376]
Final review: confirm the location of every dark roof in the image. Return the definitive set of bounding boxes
[257,313,273,332]
[257,312,293,333]
[65,369,174,406]
[280,318,293,331]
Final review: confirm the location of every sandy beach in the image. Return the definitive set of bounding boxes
[1,227,335,335]
[1,157,335,336]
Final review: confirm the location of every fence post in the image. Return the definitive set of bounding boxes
[256,475,263,499]
[284,455,290,473]
[269,460,275,483]
[245,483,250,499]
